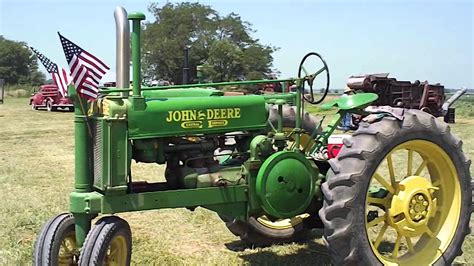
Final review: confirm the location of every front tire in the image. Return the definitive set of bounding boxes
[79,216,132,266]
[319,109,471,265]
[33,213,79,265]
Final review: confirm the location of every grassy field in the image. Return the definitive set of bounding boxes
[0,96,472,265]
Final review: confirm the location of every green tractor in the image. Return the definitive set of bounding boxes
[33,7,471,266]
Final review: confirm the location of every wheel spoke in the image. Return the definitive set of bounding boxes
[109,246,118,258]
[421,225,442,250]
[313,66,326,77]
[423,226,436,239]
[367,216,385,227]
[61,241,69,252]
[367,196,386,205]
[386,154,396,186]
[414,159,428,176]
[301,65,309,76]
[407,149,413,176]
[405,236,414,253]
[373,173,395,194]
[374,223,388,248]
[391,234,401,258]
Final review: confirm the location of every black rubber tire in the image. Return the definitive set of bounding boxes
[319,108,471,265]
[33,213,78,265]
[220,215,308,246]
[221,105,322,246]
[31,101,38,110]
[46,101,55,112]
[79,216,132,266]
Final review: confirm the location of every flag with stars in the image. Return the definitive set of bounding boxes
[30,47,71,97]
[58,32,109,100]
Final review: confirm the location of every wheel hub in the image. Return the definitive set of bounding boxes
[388,176,438,237]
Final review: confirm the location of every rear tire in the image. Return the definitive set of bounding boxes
[319,109,471,265]
[33,213,79,265]
[79,216,132,266]
[221,105,323,246]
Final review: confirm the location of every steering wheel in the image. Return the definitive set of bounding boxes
[297,52,330,104]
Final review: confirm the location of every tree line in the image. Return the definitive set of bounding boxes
[0,2,276,87]
[142,2,277,84]
[0,36,45,85]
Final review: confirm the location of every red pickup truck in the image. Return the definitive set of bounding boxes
[29,84,74,111]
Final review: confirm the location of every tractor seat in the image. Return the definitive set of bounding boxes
[320,93,378,111]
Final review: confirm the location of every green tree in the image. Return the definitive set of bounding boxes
[142,3,277,84]
[0,36,45,85]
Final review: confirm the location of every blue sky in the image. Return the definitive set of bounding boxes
[1,0,472,89]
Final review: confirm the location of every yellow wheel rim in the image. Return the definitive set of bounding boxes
[256,213,310,230]
[365,140,461,265]
[103,234,128,266]
[58,231,78,265]
[282,127,315,153]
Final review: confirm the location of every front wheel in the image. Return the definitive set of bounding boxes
[319,109,471,265]
[33,213,79,265]
[79,216,132,266]
[31,101,38,110]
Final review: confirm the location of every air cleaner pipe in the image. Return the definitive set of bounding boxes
[128,12,145,97]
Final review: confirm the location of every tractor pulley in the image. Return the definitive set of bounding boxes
[256,151,317,219]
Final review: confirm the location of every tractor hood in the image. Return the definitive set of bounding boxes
[99,94,269,139]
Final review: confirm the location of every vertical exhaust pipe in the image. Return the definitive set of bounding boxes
[182,46,190,84]
[114,6,130,97]
[128,12,145,97]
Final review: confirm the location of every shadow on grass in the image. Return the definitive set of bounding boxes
[225,230,331,265]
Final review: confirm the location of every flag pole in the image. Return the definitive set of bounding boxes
[74,87,93,137]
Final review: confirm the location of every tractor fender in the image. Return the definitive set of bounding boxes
[363,105,405,123]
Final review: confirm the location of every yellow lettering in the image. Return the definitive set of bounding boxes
[207,109,213,119]
[227,108,234,118]
[213,109,220,119]
[220,108,226,118]
[189,110,196,121]
[172,111,181,121]
[166,111,173,122]
[234,108,241,118]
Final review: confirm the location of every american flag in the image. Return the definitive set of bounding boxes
[30,47,71,97]
[58,33,109,100]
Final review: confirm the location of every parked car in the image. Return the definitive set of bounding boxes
[29,84,74,112]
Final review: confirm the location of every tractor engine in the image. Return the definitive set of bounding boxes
[132,132,254,189]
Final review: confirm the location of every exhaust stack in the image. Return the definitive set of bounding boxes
[114,6,130,96]
[441,88,468,116]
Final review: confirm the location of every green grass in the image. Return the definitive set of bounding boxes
[451,95,474,118]
[0,97,472,265]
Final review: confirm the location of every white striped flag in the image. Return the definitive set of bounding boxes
[30,47,71,98]
[58,32,109,100]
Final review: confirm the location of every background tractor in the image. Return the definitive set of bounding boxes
[33,7,471,265]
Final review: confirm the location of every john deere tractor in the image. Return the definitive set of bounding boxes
[33,7,471,265]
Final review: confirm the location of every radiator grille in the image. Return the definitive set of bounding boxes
[92,120,103,188]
